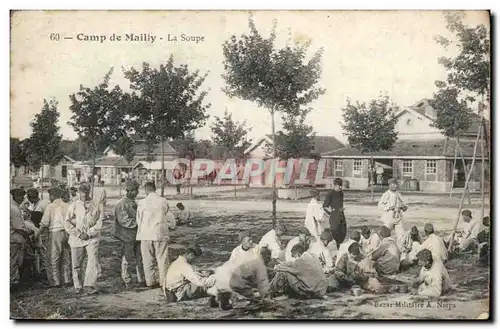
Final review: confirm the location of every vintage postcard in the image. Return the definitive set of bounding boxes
[9,10,490,320]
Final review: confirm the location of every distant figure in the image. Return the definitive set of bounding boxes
[378,178,407,246]
[69,187,79,203]
[175,203,192,226]
[412,249,451,297]
[323,178,346,249]
[93,180,107,207]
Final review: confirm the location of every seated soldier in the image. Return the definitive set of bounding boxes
[284,226,312,262]
[259,221,287,262]
[477,216,490,266]
[372,226,401,276]
[229,231,260,265]
[335,230,362,267]
[163,245,216,302]
[309,230,339,292]
[412,249,451,297]
[445,210,483,253]
[175,203,192,226]
[400,226,422,269]
[228,246,272,306]
[334,242,382,293]
[270,243,327,299]
[418,223,448,263]
[360,226,381,255]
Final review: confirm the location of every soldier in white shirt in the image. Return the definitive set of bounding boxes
[335,230,361,267]
[258,221,287,261]
[40,187,71,287]
[304,188,328,240]
[419,223,448,263]
[174,203,192,226]
[229,231,260,265]
[377,178,408,246]
[164,244,216,302]
[360,226,381,255]
[136,182,176,289]
[412,249,451,297]
[64,183,103,294]
[284,226,312,262]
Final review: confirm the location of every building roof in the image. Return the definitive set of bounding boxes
[322,138,488,159]
[103,139,178,157]
[82,154,179,168]
[244,135,345,157]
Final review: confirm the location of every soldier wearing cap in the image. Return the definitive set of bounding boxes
[305,188,328,241]
[10,188,30,290]
[259,220,288,261]
[114,180,144,288]
[229,231,260,265]
[323,178,347,249]
[284,226,312,262]
[64,182,104,294]
[446,209,484,253]
[377,178,408,247]
[371,225,401,275]
[412,248,451,297]
[40,187,72,287]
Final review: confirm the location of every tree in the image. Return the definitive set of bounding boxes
[114,135,136,164]
[69,68,128,194]
[341,95,398,200]
[27,98,63,198]
[123,56,211,197]
[210,109,252,157]
[266,109,316,159]
[10,137,28,168]
[434,11,490,238]
[222,17,325,227]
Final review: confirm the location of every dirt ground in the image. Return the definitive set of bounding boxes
[10,191,490,320]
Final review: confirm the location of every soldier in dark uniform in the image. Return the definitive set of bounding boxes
[323,178,346,249]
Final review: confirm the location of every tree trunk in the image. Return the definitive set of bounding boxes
[161,138,165,197]
[480,93,486,220]
[449,143,457,198]
[40,162,44,200]
[91,148,96,199]
[189,159,193,196]
[456,136,471,205]
[370,156,375,202]
[448,124,482,252]
[271,109,277,229]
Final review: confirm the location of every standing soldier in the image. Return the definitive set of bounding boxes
[136,182,176,290]
[64,183,103,295]
[10,188,30,292]
[323,178,347,249]
[377,178,408,246]
[39,187,72,287]
[114,181,145,288]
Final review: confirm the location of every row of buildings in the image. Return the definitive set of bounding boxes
[11,99,489,193]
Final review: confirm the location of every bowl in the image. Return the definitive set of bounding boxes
[351,286,363,296]
[398,285,409,293]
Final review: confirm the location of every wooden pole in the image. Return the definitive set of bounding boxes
[480,93,486,220]
[456,136,471,205]
[449,143,457,198]
[271,109,277,229]
[448,123,482,252]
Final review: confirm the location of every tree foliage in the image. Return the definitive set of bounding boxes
[265,109,316,159]
[10,137,28,168]
[123,56,211,144]
[210,109,252,157]
[68,68,129,163]
[429,87,473,138]
[341,96,398,153]
[114,135,136,163]
[27,98,63,169]
[435,12,490,97]
[222,17,325,116]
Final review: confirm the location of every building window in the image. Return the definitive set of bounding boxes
[426,160,437,174]
[402,160,413,177]
[335,159,343,171]
[62,166,68,178]
[353,159,363,174]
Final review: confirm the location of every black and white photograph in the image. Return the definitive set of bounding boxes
[9,10,491,320]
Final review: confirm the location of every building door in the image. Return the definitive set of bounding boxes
[453,160,466,188]
[62,165,68,178]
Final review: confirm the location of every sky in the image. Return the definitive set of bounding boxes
[10,10,489,144]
